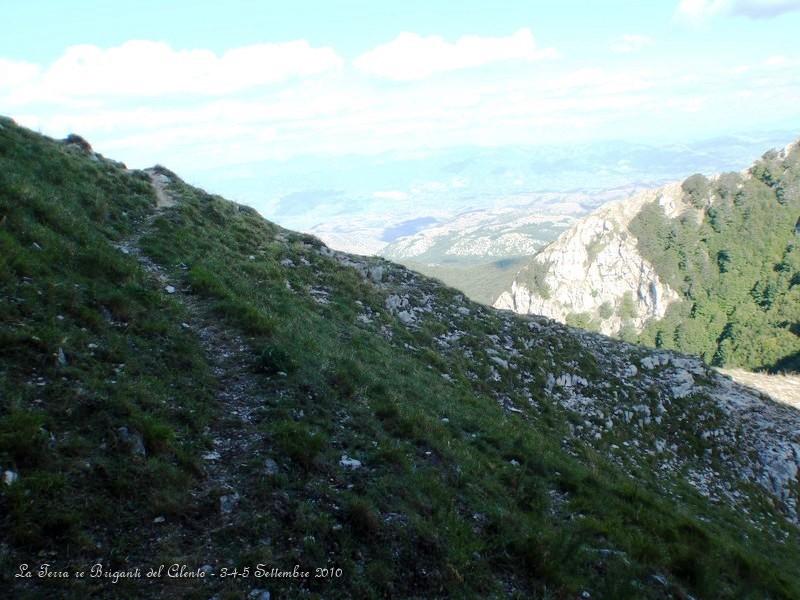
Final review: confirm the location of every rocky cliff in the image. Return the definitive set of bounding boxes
[494,183,689,335]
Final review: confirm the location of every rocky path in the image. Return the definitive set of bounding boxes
[116,169,271,582]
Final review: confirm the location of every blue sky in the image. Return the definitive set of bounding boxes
[1,0,799,176]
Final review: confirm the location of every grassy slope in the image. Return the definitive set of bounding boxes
[2,118,800,599]
[0,121,216,595]
[403,257,525,305]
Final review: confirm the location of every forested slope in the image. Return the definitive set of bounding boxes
[632,145,800,371]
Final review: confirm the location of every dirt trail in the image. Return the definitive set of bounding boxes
[115,170,271,579]
[148,170,177,208]
[718,368,800,410]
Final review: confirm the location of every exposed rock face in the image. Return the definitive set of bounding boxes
[543,324,800,524]
[62,133,93,154]
[495,183,688,335]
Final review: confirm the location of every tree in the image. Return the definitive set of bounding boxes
[682,173,710,208]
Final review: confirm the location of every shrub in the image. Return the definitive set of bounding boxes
[270,421,328,470]
[345,497,380,538]
[682,173,710,208]
[187,264,228,298]
[0,410,49,467]
[255,343,296,375]
[598,301,614,320]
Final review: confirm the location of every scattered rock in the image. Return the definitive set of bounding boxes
[397,310,415,325]
[164,285,176,294]
[117,426,146,457]
[3,470,19,486]
[248,590,270,600]
[385,295,403,311]
[651,573,668,587]
[670,370,695,398]
[264,458,279,476]
[63,133,93,154]
[220,492,240,514]
[153,516,166,524]
[490,356,509,369]
[310,287,331,304]
[340,455,362,470]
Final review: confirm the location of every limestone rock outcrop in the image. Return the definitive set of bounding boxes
[495,183,689,335]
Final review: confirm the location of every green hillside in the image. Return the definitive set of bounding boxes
[2,118,800,599]
[403,257,525,305]
[630,146,800,372]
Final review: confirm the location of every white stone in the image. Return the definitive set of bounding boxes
[3,470,19,486]
[220,492,240,514]
[397,310,415,324]
[340,455,362,470]
[264,458,279,476]
[490,356,509,369]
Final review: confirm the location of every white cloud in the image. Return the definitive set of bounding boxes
[4,39,343,103]
[676,0,729,20]
[17,54,793,167]
[0,58,40,89]
[373,190,409,201]
[732,0,800,17]
[611,34,654,54]
[764,54,790,66]
[354,28,556,81]
[4,35,799,173]
[676,0,800,21]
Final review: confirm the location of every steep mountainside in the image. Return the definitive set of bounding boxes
[2,118,800,599]
[495,143,800,372]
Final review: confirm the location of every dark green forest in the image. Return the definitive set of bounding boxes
[629,144,800,372]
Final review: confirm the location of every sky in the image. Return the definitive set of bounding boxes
[1,0,799,185]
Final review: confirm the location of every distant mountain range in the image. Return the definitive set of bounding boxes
[191,131,800,260]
